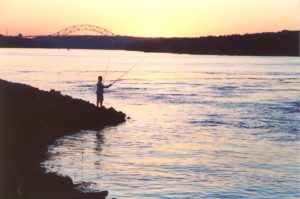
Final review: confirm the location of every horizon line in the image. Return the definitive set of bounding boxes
[1,29,299,39]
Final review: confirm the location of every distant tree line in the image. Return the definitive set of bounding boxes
[0,30,299,56]
[127,30,299,56]
[0,35,54,48]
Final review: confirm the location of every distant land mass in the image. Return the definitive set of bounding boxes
[0,30,299,56]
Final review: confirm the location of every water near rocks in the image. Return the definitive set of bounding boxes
[1,48,299,198]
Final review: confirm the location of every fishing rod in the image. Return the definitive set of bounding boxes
[107,56,144,88]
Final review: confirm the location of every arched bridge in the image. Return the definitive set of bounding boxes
[53,24,115,37]
[24,24,115,38]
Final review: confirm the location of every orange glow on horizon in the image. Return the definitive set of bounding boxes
[0,0,299,37]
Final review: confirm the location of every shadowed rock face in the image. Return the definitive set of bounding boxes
[0,79,126,199]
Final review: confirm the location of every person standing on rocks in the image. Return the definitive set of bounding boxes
[96,76,111,107]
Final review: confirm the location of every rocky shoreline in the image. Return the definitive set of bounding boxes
[0,79,126,199]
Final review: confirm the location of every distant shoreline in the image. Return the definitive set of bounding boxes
[1,30,299,56]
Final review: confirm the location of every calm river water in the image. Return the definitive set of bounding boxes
[0,48,299,198]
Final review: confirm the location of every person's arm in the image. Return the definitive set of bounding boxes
[104,84,112,88]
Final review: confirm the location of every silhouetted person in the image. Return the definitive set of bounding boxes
[96,76,111,107]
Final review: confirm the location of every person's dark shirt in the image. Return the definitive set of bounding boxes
[97,81,104,95]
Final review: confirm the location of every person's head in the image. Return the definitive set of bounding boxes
[98,76,103,81]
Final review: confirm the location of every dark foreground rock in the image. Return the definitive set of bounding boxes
[0,79,126,199]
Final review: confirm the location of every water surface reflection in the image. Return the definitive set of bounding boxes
[1,49,299,198]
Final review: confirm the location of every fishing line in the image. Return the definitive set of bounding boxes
[103,56,110,83]
[110,56,144,87]
[81,136,84,183]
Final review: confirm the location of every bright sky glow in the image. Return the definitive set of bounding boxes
[0,0,299,37]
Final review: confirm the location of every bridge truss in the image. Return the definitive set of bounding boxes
[52,24,115,37]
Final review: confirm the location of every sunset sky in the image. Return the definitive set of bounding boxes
[0,0,299,37]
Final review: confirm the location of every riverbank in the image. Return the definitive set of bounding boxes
[0,79,126,199]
